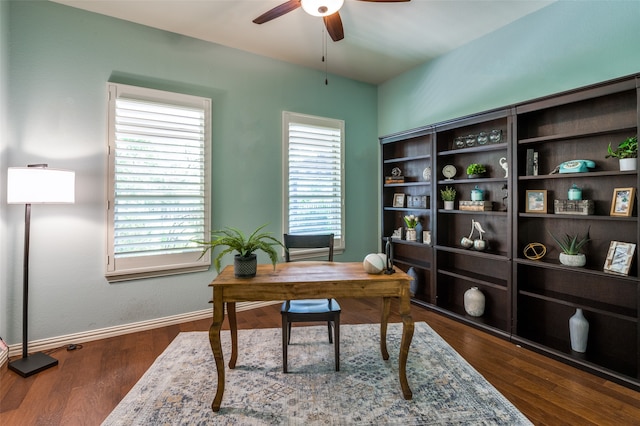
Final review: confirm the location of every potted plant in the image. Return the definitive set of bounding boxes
[466,163,486,178]
[440,186,456,210]
[548,227,590,267]
[606,136,637,171]
[195,224,285,278]
[403,214,419,241]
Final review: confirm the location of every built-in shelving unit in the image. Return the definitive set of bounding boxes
[380,73,640,391]
[512,76,639,388]
[432,109,512,337]
[380,127,434,303]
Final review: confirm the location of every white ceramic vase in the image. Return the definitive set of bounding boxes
[406,228,417,241]
[569,308,589,352]
[559,253,586,267]
[464,287,485,317]
[444,200,454,210]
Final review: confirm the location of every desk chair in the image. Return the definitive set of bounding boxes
[281,233,340,373]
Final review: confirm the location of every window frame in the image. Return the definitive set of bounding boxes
[106,83,211,282]
[282,111,345,260]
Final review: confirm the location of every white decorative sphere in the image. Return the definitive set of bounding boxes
[363,253,386,274]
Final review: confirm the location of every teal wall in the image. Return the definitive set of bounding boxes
[1,1,378,344]
[0,0,9,347]
[378,1,640,136]
[4,0,639,347]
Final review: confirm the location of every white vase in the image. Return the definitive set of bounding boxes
[559,253,586,267]
[444,200,454,210]
[569,308,589,353]
[464,287,485,317]
[619,158,637,171]
[405,228,417,241]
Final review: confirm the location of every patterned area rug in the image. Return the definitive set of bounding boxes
[102,322,531,425]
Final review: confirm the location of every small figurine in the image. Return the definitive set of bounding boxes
[499,157,508,178]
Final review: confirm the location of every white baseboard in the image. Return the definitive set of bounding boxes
[2,301,279,365]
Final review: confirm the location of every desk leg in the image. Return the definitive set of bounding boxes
[209,289,225,412]
[380,297,391,360]
[398,292,414,400]
[227,302,238,369]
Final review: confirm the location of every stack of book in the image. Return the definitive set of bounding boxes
[385,176,405,184]
[459,200,493,211]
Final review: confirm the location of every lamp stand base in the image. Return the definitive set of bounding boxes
[9,352,58,377]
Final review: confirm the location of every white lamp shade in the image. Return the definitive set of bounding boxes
[301,0,344,17]
[7,167,75,204]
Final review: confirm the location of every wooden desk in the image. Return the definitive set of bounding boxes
[208,261,414,412]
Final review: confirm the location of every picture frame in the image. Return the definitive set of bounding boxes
[525,190,547,213]
[603,241,636,276]
[407,195,428,209]
[610,187,635,217]
[392,193,405,208]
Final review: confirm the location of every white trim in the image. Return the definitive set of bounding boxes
[2,301,279,362]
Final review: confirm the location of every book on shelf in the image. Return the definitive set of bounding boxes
[385,176,405,184]
[459,200,493,211]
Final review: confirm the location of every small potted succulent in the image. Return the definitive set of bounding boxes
[548,227,590,267]
[440,186,456,210]
[194,224,285,278]
[466,163,487,178]
[606,136,637,171]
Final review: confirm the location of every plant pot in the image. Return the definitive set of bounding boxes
[405,228,417,241]
[619,158,637,171]
[444,200,454,210]
[234,253,257,278]
[559,253,586,267]
[467,174,481,179]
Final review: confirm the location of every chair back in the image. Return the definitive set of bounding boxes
[283,233,334,262]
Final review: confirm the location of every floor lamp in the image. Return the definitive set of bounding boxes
[7,164,75,377]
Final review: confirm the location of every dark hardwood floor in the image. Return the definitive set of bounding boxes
[2,298,639,425]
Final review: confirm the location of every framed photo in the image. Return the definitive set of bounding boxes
[392,193,405,208]
[525,190,547,213]
[603,241,636,276]
[610,187,635,217]
[407,195,428,209]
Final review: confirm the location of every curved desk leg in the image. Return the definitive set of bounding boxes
[227,302,238,369]
[398,289,414,400]
[380,297,391,360]
[209,288,225,412]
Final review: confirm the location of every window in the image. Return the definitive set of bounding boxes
[283,112,345,258]
[106,83,211,281]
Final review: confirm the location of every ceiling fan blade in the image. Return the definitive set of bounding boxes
[323,13,344,42]
[253,0,301,24]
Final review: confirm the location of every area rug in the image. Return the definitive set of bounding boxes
[102,322,531,425]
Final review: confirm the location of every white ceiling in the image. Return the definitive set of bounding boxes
[51,0,554,84]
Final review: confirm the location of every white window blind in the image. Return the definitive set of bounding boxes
[283,112,345,254]
[106,83,211,281]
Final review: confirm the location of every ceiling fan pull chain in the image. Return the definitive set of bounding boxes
[322,26,328,85]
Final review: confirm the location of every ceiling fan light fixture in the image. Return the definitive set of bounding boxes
[301,0,344,17]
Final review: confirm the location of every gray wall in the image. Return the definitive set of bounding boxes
[1,1,379,345]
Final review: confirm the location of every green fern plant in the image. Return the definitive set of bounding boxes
[194,224,284,272]
[440,186,456,201]
[548,227,591,255]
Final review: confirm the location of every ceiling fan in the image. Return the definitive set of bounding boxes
[252,0,411,42]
